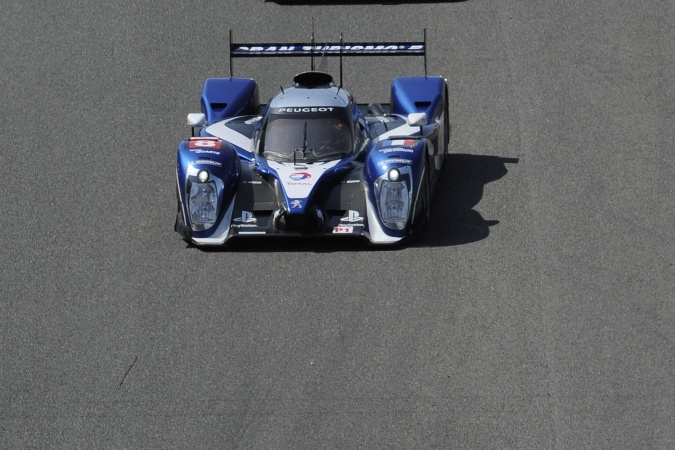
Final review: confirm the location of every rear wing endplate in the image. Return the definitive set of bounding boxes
[228,29,428,83]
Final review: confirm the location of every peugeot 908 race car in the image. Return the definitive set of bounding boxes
[175,32,450,246]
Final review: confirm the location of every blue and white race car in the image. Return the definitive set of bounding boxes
[175,32,450,246]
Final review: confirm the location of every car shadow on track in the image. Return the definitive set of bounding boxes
[413,153,519,248]
[190,153,517,253]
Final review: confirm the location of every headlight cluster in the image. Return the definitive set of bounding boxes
[375,166,412,230]
[188,170,218,230]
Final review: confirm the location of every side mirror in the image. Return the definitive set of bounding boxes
[407,112,427,127]
[187,113,206,127]
[187,113,206,137]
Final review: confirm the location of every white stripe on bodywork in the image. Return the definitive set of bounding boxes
[267,160,340,199]
[373,122,421,143]
[205,119,255,152]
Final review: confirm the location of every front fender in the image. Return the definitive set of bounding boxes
[176,138,241,243]
[363,138,427,242]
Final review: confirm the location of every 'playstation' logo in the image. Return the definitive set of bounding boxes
[340,210,364,223]
[234,211,256,223]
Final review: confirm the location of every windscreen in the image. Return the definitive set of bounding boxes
[261,107,353,162]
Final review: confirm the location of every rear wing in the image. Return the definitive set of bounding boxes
[228,29,428,84]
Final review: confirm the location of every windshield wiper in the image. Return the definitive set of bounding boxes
[293,121,318,163]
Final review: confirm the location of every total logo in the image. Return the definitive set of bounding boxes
[289,172,312,180]
[340,210,364,223]
[234,211,257,224]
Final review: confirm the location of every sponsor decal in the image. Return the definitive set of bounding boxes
[273,107,335,113]
[289,172,312,180]
[234,211,257,224]
[340,210,365,223]
[244,116,262,125]
[232,44,424,54]
[341,179,360,184]
[242,180,262,185]
[379,147,414,154]
[189,149,221,155]
[287,182,312,186]
[379,158,413,166]
[333,226,354,234]
[188,138,221,149]
[290,199,303,209]
[192,160,222,167]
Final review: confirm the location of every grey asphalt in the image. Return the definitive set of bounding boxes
[1,1,674,448]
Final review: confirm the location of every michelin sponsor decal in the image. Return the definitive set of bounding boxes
[378,158,413,169]
[191,160,222,167]
[379,147,414,154]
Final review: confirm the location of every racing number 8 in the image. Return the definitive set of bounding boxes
[188,139,221,149]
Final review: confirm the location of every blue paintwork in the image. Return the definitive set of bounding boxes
[391,76,446,118]
[201,78,259,124]
[176,140,240,237]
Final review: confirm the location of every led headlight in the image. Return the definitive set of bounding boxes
[388,167,400,181]
[188,181,217,230]
[197,169,210,182]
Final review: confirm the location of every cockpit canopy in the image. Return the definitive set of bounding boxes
[259,106,354,162]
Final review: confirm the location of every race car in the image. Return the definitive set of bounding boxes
[175,32,450,246]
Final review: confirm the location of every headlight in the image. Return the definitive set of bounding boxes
[189,181,217,230]
[197,169,210,183]
[378,180,410,229]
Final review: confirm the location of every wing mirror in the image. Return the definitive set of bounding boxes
[407,112,427,127]
[187,113,206,136]
[407,112,427,136]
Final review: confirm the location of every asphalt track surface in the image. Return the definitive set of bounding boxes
[2,1,674,448]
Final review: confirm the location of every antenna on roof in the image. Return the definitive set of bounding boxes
[424,28,428,77]
[229,29,234,78]
[310,18,315,71]
[339,32,344,88]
